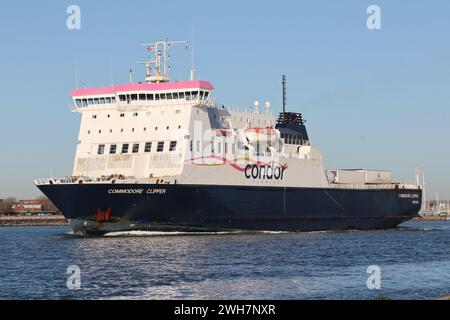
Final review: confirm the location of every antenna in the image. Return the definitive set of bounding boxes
[75,64,79,89]
[282,75,287,117]
[190,26,196,81]
[140,40,188,83]
[129,69,134,84]
[109,57,114,86]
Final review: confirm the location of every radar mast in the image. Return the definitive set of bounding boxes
[138,40,188,83]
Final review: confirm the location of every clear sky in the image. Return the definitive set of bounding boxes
[0,0,449,200]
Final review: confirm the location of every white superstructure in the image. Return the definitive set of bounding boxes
[66,40,327,189]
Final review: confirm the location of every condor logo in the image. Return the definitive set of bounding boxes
[245,163,287,180]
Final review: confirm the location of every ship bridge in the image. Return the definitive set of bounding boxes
[71,39,214,111]
[71,80,214,110]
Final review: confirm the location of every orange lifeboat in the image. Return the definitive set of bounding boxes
[244,126,278,143]
[213,129,233,137]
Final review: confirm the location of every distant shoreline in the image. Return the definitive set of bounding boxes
[412,216,449,222]
[0,216,69,227]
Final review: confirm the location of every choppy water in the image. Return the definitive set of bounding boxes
[0,221,449,300]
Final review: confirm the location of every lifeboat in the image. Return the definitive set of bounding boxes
[213,129,233,137]
[244,126,278,143]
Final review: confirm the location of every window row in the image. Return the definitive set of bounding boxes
[97,141,177,155]
[189,140,238,155]
[87,125,182,135]
[281,134,308,146]
[90,110,181,120]
[75,97,116,108]
[118,90,210,103]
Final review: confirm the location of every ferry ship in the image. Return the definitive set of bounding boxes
[35,40,422,235]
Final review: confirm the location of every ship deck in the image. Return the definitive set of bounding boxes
[34,177,420,191]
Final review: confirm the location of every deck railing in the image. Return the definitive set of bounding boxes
[329,183,420,190]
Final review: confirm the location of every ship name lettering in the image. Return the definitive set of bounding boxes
[399,193,419,199]
[147,188,167,194]
[108,189,144,194]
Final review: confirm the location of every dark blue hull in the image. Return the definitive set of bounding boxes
[37,184,421,235]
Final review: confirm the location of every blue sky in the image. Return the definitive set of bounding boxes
[0,0,449,199]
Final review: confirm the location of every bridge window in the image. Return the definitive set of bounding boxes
[106,97,111,104]
[157,141,164,152]
[122,144,129,154]
[88,98,94,105]
[144,142,152,153]
[179,92,185,99]
[93,98,99,105]
[139,94,146,100]
[100,97,105,104]
[155,94,160,100]
[170,141,177,152]
[75,99,82,108]
[167,93,173,100]
[132,143,140,153]
[82,99,88,107]
[204,91,209,99]
[109,144,117,154]
[97,144,105,155]
[185,92,191,100]
[173,92,179,99]
[119,95,126,102]
[160,93,166,100]
[146,94,154,100]
[131,94,138,101]
[191,91,198,99]
[200,91,204,100]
